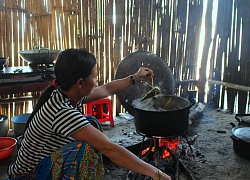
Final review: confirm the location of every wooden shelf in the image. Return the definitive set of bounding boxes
[0,81,51,97]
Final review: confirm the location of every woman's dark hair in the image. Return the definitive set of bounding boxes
[24,48,96,130]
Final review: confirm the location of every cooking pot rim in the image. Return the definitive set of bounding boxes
[0,115,8,120]
[0,57,8,60]
[231,126,250,143]
[19,49,62,53]
[132,94,191,112]
[11,114,30,123]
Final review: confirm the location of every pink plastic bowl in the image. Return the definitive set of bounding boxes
[0,137,17,160]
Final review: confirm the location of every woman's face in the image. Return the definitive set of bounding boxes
[85,65,97,95]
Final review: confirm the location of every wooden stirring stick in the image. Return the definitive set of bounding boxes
[146,82,154,88]
[151,76,154,88]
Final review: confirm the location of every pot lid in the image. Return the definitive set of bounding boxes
[115,51,175,115]
[232,127,250,143]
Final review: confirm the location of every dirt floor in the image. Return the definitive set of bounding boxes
[1,103,250,180]
[101,104,250,180]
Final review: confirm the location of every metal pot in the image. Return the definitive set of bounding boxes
[11,114,30,137]
[19,45,62,65]
[0,115,8,137]
[126,94,196,137]
[235,114,250,127]
[231,126,250,160]
[0,57,8,70]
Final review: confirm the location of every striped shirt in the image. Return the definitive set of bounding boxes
[8,89,90,175]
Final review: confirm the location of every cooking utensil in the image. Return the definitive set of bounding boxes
[18,45,62,65]
[235,114,250,127]
[0,115,8,137]
[115,51,175,115]
[0,57,8,70]
[140,76,161,102]
[126,94,196,137]
[140,87,161,102]
[231,125,250,160]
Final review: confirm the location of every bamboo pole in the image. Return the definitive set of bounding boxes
[208,80,250,92]
[198,0,212,103]
[5,8,11,66]
[0,9,4,56]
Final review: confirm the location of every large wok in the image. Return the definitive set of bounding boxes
[126,94,196,137]
[19,45,62,65]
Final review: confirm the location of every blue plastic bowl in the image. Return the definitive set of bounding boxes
[11,114,30,137]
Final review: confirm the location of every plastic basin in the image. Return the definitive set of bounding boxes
[0,137,17,160]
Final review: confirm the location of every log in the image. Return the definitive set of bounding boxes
[188,102,205,125]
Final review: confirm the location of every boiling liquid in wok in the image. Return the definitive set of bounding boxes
[133,94,189,112]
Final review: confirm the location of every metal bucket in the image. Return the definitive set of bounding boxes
[0,115,8,137]
[11,114,30,137]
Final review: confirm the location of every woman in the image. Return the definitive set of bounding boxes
[7,48,172,180]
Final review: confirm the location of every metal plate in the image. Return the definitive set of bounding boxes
[115,51,175,114]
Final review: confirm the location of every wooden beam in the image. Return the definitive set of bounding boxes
[175,79,199,85]
[0,81,51,97]
[208,79,250,92]
[0,96,39,104]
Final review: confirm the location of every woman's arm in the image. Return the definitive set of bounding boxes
[85,67,154,103]
[71,124,171,180]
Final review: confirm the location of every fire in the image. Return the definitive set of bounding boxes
[141,147,153,155]
[160,139,180,158]
[141,139,180,159]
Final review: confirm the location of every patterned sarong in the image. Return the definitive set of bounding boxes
[8,115,104,180]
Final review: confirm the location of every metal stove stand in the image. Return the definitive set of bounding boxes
[133,131,195,180]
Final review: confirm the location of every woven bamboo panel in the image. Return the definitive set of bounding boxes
[0,0,250,115]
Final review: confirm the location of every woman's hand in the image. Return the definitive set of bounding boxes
[159,172,172,180]
[133,67,154,81]
[153,169,172,180]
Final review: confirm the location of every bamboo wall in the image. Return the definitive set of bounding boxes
[1,0,250,119]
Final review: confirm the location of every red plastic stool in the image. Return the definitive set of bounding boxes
[85,98,114,127]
